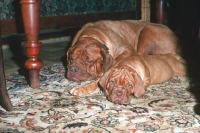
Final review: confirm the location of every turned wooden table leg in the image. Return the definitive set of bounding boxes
[21,0,43,89]
[0,26,13,111]
[156,0,167,24]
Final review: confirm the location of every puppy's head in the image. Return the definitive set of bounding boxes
[99,65,145,104]
[66,37,114,83]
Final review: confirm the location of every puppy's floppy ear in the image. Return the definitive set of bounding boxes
[98,69,111,93]
[132,71,145,98]
[100,44,115,72]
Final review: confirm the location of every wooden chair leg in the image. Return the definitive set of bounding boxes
[156,0,167,24]
[21,0,43,89]
[0,26,13,111]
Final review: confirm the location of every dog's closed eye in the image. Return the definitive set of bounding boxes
[85,56,93,64]
[69,56,74,63]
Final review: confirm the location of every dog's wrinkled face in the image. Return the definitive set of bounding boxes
[66,37,113,83]
[104,68,136,104]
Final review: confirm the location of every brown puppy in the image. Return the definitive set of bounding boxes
[98,54,187,104]
[67,20,180,96]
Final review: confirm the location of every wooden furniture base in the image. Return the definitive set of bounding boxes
[0,26,13,111]
[21,0,43,89]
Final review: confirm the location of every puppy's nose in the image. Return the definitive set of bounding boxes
[70,66,79,73]
[116,91,123,97]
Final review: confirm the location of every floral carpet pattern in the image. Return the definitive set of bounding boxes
[0,63,200,133]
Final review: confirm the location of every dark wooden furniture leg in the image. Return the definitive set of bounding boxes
[0,26,13,111]
[156,0,167,24]
[21,0,43,89]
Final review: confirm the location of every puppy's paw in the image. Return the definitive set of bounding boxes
[70,86,88,96]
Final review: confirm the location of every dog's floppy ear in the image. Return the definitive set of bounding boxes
[103,53,115,72]
[98,69,111,93]
[131,71,145,98]
[100,44,115,72]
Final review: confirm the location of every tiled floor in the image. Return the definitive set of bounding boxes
[2,36,71,75]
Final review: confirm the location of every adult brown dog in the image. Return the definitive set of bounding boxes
[98,54,187,104]
[67,20,180,96]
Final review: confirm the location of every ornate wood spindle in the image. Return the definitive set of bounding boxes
[156,0,167,24]
[21,0,43,89]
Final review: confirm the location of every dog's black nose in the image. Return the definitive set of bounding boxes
[70,66,79,73]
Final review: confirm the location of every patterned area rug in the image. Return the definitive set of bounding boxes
[0,63,200,133]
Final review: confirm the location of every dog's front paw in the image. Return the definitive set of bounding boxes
[70,86,88,96]
[70,81,98,96]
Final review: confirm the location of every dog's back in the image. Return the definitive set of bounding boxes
[140,54,187,84]
[71,20,148,56]
[72,20,180,56]
[115,54,187,85]
[156,54,187,76]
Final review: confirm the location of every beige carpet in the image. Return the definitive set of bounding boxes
[0,62,200,133]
